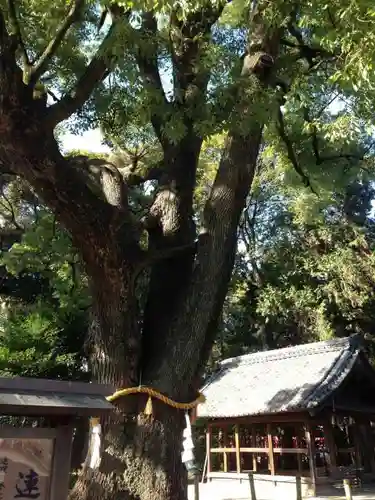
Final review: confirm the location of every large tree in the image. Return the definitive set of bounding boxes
[0,0,374,499]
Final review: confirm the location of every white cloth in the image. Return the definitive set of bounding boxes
[181,412,195,463]
[89,424,102,469]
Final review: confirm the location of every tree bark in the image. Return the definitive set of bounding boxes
[144,19,282,394]
[71,244,188,500]
[71,394,186,500]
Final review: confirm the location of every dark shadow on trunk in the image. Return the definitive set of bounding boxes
[71,418,89,471]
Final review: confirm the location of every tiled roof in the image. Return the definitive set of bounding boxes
[197,335,364,418]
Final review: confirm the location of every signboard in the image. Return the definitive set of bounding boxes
[0,439,53,500]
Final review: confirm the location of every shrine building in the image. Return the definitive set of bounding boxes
[196,334,375,499]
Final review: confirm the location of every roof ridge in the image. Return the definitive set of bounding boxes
[220,334,361,368]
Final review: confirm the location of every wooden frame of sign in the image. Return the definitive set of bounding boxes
[0,426,72,500]
[0,376,115,500]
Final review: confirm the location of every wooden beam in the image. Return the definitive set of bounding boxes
[206,426,212,476]
[273,448,308,454]
[241,447,268,453]
[223,427,228,472]
[352,420,362,470]
[51,424,75,500]
[305,423,317,496]
[211,447,266,453]
[267,423,275,475]
[211,446,307,454]
[201,453,208,484]
[234,424,241,473]
[207,412,309,427]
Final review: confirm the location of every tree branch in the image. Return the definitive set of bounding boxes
[30,0,84,86]
[135,13,170,148]
[327,8,337,28]
[303,107,366,167]
[46,14,124,128]
[132,239,197,286]
[277,105,317,194]
[284,19,337,68]
[70,155,132,210]
[0,185,23,230]
[0,7,25,89]
[75,153,164,190]
[7,0,29,66]
[125,162,163,187]
[170,3,225,112]
[139,5,228,376]
[0,140,141,266]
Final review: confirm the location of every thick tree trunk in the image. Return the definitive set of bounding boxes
[141,137,200,375]
[70,254,188,500]
[71,397,186,500]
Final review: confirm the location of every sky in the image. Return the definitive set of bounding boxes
[61,128,109,153]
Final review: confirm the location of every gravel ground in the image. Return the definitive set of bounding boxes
[187,483,375,500]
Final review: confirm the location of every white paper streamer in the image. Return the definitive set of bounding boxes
[181,412,195,464]
[89,423,102,470]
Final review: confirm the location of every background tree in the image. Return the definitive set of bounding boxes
[0,222,89,379]
[215,141,375,359]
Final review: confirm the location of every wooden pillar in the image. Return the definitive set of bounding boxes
[267,423,275,476]
[364,420,375,475]
[295,431,303,475]
[51,424,74,500]
[323,419,337,475]
[252,426,258,472]
[223,426,228,472]
[206,425,212,477]
[305,423,317,495]
[296,476,303,500]
[353,420,362,470]
[343,479,353,500]
[248,472,257,500]
[297,452,303,474]
[193,475,200,500]
[235,424,241,473]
